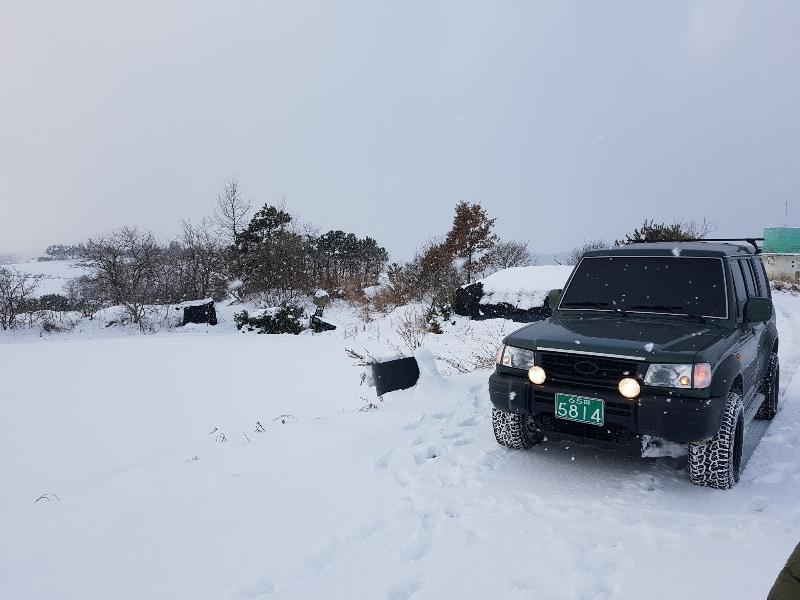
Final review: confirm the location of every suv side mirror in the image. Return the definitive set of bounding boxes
[744,297,773,324]
[548,289,563,310]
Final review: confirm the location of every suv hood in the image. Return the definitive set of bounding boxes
[506,313,728,362]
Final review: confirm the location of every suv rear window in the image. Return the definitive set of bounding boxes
[561,256,727,318]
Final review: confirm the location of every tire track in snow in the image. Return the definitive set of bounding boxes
[225,297,800,599]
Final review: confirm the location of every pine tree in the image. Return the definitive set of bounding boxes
[616,219,713,245]
[443,201,498,284]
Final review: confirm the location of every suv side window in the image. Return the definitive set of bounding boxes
[738,259,756,298]
[751,258,770,298]
[742,259,760,297]
[729,259,748,321]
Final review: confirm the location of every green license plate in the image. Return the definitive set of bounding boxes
[554,393,605,426]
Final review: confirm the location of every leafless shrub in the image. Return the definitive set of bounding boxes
[392,308,427,353]
[359,396,382,412]
[478,240,534,277]
[768,271,798,284]
[435,324,504,375]
[345,347,379,366]
[566,239,609,265]
[0,267,45,330]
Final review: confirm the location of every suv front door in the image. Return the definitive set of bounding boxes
[731,257,765,413]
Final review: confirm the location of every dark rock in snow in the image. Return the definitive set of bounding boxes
[180,299,217,326]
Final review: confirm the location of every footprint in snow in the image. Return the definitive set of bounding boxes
[413,447,440,465]
[386,580,423,600]
[398,534,433,562]
[403,416,428,431]
[374,450,393,470]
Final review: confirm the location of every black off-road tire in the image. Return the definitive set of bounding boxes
[755,353,780,420]
[492,407,543,450]
[688,390,744,490]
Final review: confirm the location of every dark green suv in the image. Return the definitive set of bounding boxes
[489,241,779,489]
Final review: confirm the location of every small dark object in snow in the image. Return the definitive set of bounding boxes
[372,357,420,397]
[310,290,336,332]
[453,281,552,322]
[310,315,337,332]
[273,414,297,425]
[181,299,217,326]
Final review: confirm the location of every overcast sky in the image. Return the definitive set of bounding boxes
[1,1,799,259]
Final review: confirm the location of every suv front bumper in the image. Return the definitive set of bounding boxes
[489,371,726,452]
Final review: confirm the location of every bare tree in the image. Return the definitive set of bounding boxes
[680,218,715,239]
[213,176,252,292]
[214,176,252,245]
[0,268,44,330]
[65,276,103,318]
[480,240,533,276]
[163,218,225,301]
[76,227,161,324]
[566,239,608,265]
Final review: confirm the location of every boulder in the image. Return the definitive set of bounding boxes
[178,298,217,326]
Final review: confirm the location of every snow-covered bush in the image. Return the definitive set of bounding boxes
[234,304,305,335]
[425,297,452,334]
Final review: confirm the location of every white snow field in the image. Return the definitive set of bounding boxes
[0,259,88,297]
[2,297,800,599]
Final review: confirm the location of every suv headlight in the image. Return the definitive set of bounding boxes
[496,345,536,370]
[644,363,712,389]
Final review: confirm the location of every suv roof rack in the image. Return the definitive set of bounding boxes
[638,238,764,254]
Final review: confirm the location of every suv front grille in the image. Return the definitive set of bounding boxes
[538,351,640,391]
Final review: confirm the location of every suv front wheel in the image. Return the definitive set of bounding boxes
[492,408,544,450]
[688,390,744,490]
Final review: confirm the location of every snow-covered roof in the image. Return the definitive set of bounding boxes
[472,265,573,310]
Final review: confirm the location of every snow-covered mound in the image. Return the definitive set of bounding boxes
[476,265,573,310]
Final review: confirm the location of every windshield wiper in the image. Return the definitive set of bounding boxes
[629,305,708,322]
[562,301,628,316]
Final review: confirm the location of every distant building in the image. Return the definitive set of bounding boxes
[762,227,800,281]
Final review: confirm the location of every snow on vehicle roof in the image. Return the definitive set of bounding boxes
[471,265,574,310]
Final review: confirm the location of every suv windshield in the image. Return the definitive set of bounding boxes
[560,256,727,318]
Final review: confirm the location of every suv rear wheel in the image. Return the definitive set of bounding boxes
[688,389,744,490]
[755,352,780,420]
[492,408,543,450]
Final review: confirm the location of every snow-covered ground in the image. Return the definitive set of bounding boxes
[1,289,799,598]
[1,259,88,297]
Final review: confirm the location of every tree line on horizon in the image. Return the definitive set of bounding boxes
[0,176,713,330]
